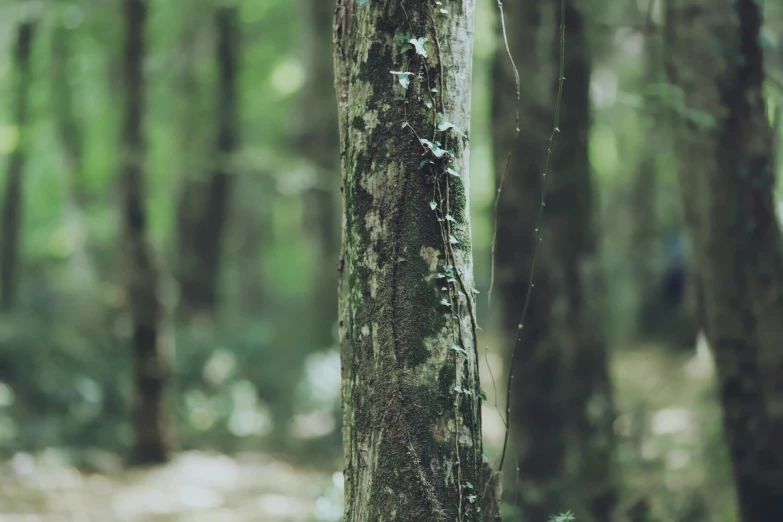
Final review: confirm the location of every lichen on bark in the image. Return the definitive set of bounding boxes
[334,1,488,520]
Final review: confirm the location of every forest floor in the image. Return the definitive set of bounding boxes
[0,450,343,521]
[0,340,733,522]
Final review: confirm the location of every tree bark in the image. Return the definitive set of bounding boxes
[665,1,783,519]
[0,21,35,312]
[334,1,491,520]
[492,2,617,521]
[175,6,238,320]
[120,0,171,465]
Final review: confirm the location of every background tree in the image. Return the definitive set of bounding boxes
[665,0,783,519]
[294,0,340,355]
[175,5,239,320]
[492,2,617,520]
[1,20,35,311]
[334,0,491,519]
[119,0,171,464]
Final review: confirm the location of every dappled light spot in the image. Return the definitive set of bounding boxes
[289,411,336,439]
[651,408,692,435]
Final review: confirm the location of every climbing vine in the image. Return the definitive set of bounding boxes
[386,1,484,519]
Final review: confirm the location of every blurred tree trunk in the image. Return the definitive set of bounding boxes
[633,2,702,351]
[120,0,171,464]
[0,22,35,311]
[334,1,493,520]
[52,15,86,205]
[51,7,95,285]
[295,0,340,352]
[176,7,239,321]
[665,1,783,520]
[173,8,209,318]
[492,2,617,521]
[629,6,662,341]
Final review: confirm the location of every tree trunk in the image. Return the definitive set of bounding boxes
[492,2,616,521]
[120,0,171,465]
[665,1,783,519]
[334,1,492,520]
[296,0,341,352]
[554,5,618,520]
[52,15,86,205]
[492,2,565,521]
[0,22,35,312]
[173,7,209,318]
[51,7,94,286]
[175,6,238,320]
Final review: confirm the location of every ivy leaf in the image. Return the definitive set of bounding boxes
[439,8,448,13]
[464,481,474,489]
[478,389,488,401]
[438,113,465,136]
[429,201,437,210]
[409,37,428,58]
[438,120,455,132]
[401,122,408,129]
[449,235,459,245]
[419,160,429,169]
[440,298,451,307]
[394,31,413,43]
[446,167,459,176]
[397,257,406,262]
[390,71,413,89]
[432,146,447,158]
[450,344,466,355]
[445,214,456,222]
[401,43,413,53]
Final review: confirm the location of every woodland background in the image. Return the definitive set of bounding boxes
[0,0,781,520]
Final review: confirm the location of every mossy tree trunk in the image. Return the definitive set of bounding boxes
[0,21,35,312]
[296,0,341,352]
[334,1,493,520]
[665,1,783,519]
[176,6,239,320]
[492,2,616,521]
[120,0,171,464]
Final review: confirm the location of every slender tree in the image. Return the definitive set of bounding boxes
[175,5,239,320]
[51,4,94,284]
[119,0,171,464]
[295,0,341,352]
[492,2,616,521]
[173,7,209,315]
[51,10,85,205]
[665,1,783,519]
[334,1,496,520]
[0,21,35,311]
